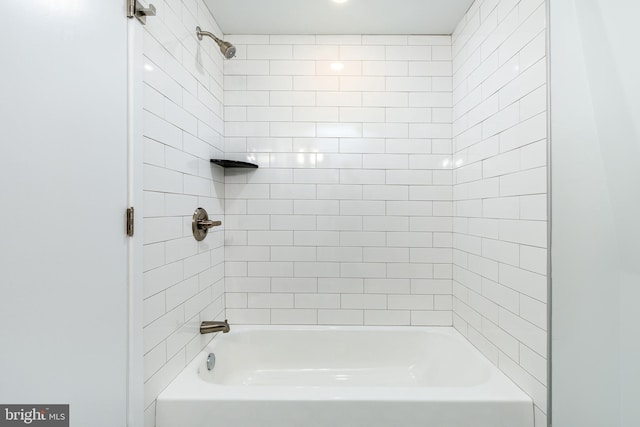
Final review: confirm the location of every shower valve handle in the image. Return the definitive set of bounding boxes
[197,219,222,230]
[192,207,221,241]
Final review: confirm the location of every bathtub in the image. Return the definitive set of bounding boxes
[156,325,533,427]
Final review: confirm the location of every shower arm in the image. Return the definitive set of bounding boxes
[196,27,221,43]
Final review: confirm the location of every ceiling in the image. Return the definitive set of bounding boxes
[204,0,474,35]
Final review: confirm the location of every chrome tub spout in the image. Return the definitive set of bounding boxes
[200,319,230,334]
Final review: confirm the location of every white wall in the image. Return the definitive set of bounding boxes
[140,1,226,425]
[222,35,455,326]
[0,1,129,426]
[550,0,640,426]
[451,0,548,425]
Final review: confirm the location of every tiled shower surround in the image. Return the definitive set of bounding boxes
[223,34,455,326]
[451,0,548,424]
[141,1,226,425]
[141,0,548,425]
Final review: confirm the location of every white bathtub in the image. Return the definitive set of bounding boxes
[157,326,533,427]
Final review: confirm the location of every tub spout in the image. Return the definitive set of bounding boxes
[200,319,230,334]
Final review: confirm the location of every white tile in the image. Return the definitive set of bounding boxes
[317,247,363,262]
[269,34,316,45]
[248,200,293,215]
[500,167,546,197]
[246,45,292,60]
[340,108,386,123]
[294,262,340,278]
[271,183,316,200]
[317,154,362,169]
[340,45,385,60]
[270,91,316,106]
[271,278,318,293]
[317,123,363,138]
[341,294,386,309]
[295,294,340,309]
[248,231,293,246]
[388,295,434,310]
[225,308,270,324]
[295,231,340,247]
[342,263,387,278]
[317,216,362,231]
[519,194,546,220]
[362,61,408,76]
[294,169,340,184]
[409,36,451,46]
[411,311,452,326]
[293,76,339,91]
[387,201,433,216]
[409,92,452,108]
[340,231,385,247]
[386,45,431,60]
[270,60,316,76]
[294,107,339,122]
[248,293,293,308]
[225,246,269,261]
[316,35,362,45]
[520,343,547,385]
[317,185,362,200]
[143,243,165,272]
[271,246,317,262]
[144,217,183,244]
[225,277,270,293]
[225,91,269,106]
[270,122,316,138]
[224,60,269,75]
[387,263,434,279]
[519,244,547,275]
[365,310,410,326]
[499,308,546,356]
[363,35,408,45]
[363,247,409,262]
[364,278,410,294]
[293,45,339,60]
[318,309,363,325]
[248,262,294,278]
[318,278,364,294]
[386,77,432,92]
[520,294,547,330]
[143,292,166,326]
[339,76,385,92]
[166,276,200,310]
[294,200,340,215]
[481,238,519,266]
[362,92,408,108]
[499,219,547,247]
[271,309,317,325]
[317,92,362,107]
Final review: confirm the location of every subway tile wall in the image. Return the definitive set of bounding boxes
[451,0,548,425]
[222,35,455,326]
[141,1,225,426]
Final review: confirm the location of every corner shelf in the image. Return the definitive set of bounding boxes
[210,159,259,169]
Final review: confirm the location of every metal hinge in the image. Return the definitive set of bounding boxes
[127,0,156,25]
[126,207,135,237]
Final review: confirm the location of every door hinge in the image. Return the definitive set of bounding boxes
[126,207,135,237]
[127,0,156,25]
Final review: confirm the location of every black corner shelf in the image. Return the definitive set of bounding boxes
[210,159,259,169]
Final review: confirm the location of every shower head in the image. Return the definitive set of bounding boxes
[196,26,236,59]
[217,40,237,60]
